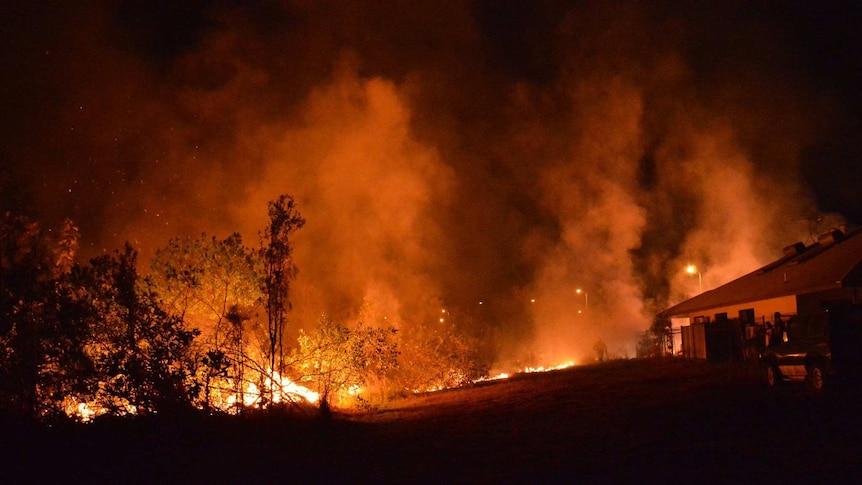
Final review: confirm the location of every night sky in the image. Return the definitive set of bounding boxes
[3,1,862,365]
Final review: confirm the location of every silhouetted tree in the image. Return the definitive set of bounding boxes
[0,213,85,418]
[149,233,262,410]
[224,304,253,413]
[260,194,305,404]
[352,322,399,404]
[637,316,672,358]
[78,245,200,416]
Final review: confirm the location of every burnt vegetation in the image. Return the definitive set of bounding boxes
[2,358,862,482]
[1,196,487,422]
[5,201,862,481]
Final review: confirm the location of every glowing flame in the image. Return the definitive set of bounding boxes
[219,370,319,411]
[474,361,577,384]
[270,371,320,404]
[522,361,575,373]
[419,361,578,391]
[474,372,509,383]
[64,369,320,421]
[62,398,103,422]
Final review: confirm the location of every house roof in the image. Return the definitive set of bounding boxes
[660,226,862,318]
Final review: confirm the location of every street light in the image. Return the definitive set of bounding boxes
[576,288,588,309]
[685,264,702,293]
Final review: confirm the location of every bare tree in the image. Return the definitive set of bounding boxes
[259,194,305,404]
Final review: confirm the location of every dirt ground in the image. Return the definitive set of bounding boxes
[4,358,862,483]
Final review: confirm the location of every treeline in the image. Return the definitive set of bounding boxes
[1,196,487,421]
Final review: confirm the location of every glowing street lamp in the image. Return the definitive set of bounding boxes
[686,264,702,293]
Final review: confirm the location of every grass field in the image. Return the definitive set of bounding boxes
[4,358,861,483]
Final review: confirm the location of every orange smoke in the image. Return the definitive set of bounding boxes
[4,1,852,372]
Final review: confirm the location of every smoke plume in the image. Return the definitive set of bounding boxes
[3,1,859,367]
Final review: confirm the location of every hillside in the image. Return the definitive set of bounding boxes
[3,359,861,483]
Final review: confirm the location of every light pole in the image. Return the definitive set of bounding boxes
[576,288,588,309]
[686,264,702,293]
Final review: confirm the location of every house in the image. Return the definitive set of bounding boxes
[659,226,862,361]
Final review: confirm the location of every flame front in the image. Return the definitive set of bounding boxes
[64,370,319,421]
[213,370,320,411]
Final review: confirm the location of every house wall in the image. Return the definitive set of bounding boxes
[686,295,798,326]
[678,295,797,360]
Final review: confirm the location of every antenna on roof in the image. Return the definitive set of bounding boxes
[791,214,825,245]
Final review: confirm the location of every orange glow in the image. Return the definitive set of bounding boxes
[63,370,320,421]
[522,361,576,373]
[62,398,103,422]
[13,3,847,427]
[219,371,320,411]
[475,372,510,382]
[478,361,576,384]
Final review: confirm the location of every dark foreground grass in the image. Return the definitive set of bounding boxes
[3,359,862,483]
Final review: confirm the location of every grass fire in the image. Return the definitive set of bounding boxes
[0,204,511,421]
[1,201,591,423]
[4,1,862,481]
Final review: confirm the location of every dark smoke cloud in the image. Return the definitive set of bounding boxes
[3,1,861,366]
